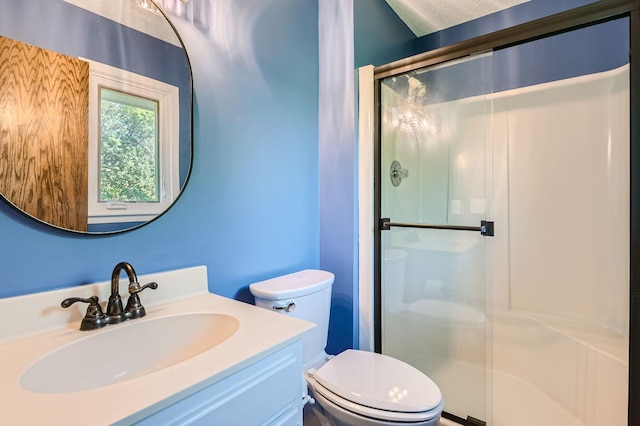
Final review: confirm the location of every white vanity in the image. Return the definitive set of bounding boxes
[0,266,314,425]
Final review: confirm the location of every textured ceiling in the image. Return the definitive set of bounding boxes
[385,0,530,37]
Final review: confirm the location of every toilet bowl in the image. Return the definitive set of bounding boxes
[249,269,443,426]
[307,350,443,425]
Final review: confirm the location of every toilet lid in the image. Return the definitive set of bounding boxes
[249,269,334,299]
[312,350,442,414]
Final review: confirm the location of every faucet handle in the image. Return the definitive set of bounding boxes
[128,281,158,295]
[125,282,158,319]
[61,296,107,331]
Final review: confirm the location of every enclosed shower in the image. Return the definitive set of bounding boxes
[371,10,631,426]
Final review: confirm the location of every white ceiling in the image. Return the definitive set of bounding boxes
[385,0,531,37]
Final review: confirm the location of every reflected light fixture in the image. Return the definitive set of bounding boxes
[137,0,190,13]
[136,0,161,13]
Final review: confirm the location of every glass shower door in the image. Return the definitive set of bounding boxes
[378,53,492,423]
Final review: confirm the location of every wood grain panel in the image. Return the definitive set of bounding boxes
[0,36,89,231]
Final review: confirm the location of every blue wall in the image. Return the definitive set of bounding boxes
[0,0,320,313]
[318,0,358,354]
[354,0,416,68]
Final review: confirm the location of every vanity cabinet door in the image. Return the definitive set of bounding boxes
[134,341,303,426]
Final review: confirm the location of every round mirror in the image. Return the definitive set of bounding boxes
[0,0,192,234]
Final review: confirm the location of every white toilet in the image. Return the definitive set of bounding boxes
[249,269,444,426]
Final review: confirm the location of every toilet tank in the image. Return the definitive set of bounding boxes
[249,269,334,366]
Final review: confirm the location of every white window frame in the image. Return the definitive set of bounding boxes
[85,59,179,224]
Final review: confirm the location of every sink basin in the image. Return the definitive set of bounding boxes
[21,313,239,393]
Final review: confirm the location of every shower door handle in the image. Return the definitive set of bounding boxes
[379,218,494,236]
[480,220,494,236]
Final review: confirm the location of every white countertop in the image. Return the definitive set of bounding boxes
[0,266,314,425]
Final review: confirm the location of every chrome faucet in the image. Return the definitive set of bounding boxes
[61,262,158,331]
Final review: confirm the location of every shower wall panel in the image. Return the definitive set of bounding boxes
[505,66,629,331]
[490,65,629,426]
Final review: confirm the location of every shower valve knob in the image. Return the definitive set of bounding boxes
[390,160,409,187]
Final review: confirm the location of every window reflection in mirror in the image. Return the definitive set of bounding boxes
[0,0,192,234]
[100,88,160,204]
[87,60,179,226]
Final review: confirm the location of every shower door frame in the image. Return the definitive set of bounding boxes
[371,0,640,424]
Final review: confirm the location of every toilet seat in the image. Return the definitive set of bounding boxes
[307,350,443,423]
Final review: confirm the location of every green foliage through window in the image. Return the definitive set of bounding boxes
[99,88,159,203]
